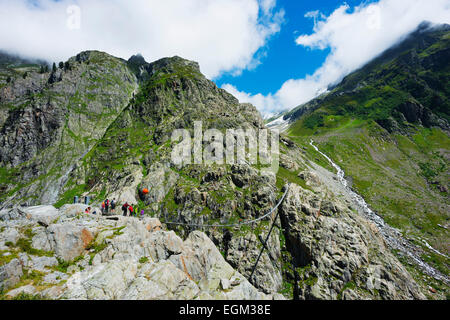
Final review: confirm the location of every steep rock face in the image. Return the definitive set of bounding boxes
[0,50,138,206]
[279,183,425,300]
[0,96,62,166]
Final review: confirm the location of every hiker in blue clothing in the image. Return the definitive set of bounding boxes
[110,199,116,214]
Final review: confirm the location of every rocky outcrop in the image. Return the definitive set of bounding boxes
[0,204,277,300]
[279,183,426,300]
[144,162,284,295]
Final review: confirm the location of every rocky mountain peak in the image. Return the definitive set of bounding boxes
[147,56,201,76]
[70,50,119,64]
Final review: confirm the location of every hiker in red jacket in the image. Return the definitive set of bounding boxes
[128,205,134,217]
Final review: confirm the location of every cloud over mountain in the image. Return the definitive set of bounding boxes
[223,0,450,117]
[0,0,284,79]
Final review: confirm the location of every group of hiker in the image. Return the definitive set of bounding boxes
[100,198,116,215]
[120,202,145,217]
[82,198,145,218]
[76,188,150,217]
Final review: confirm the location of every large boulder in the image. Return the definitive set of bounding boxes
[47,223,94,261]
[147,230,184,262]
[1,227,20,244]
[225,231,282,294]
[168,231,268,300]
[19,205,61,226]
[31,226,53,252]
[5,284,37,298]
[0,258,23,290]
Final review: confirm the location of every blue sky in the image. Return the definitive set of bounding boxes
[215,0,376,96]
[1,0,449,116]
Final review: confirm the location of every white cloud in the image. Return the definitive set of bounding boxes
[304,10,326,28]
[0,0,284,79]
[222,83,278,117]
[222,0,450,117]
